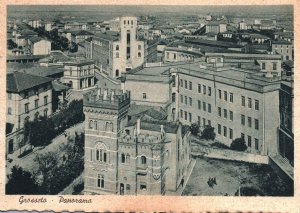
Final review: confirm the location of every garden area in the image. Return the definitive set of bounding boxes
[182,157,293,196]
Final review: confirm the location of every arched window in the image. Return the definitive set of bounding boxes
[97,174,104,188]
[95,143,108,163]
[138,52,141,58]
[116,45,119,51]
[126,154,130,163]
[141,156,147,165]
[121,153,126,163]
[94,120,97,130]
[115,69,119,77]
[89,120,93,129]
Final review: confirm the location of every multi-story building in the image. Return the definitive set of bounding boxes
[63,60,96,90]
[85,16,145,79]
[205,21,227,34]
[6,71,53,154]
[83,88,191,195]
[278,81,293,166]
[27,37,51,55]
[271,40,293,61]
[171,61,281,155]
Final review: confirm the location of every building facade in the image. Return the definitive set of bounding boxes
[86,16,145,79]
[63,60,96,90]
[83,88,191,195]
[271,40,293,61]
[6,72,53,154]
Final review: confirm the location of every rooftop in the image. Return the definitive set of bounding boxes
[7,71,53,93]
[7,63,64,77]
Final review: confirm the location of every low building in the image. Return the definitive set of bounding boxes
[63,60,96,90]
[70,30,94,43]
[6,71,53,154]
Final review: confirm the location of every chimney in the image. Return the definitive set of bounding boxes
[103,89,108,100]
[136,117,141,135]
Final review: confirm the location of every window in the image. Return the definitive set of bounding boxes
[189,81,192,90]
[116,52,119,58]
[218,107,221,117]
[218,89,222,99]
[248,98,252,108]
[203,85,206,94]
[255,119,259,130]
[172,93,176,102]
[223,109,227,119]
[44,96,48,105]
[273,63,277,70]
[241,96,245,106]
[121,153,126,163]
[184,111,187,120]
[197,116,201,126]
[241,114,245,125]
[229,128,233,139]
[180,79,183,87]
[224,91,228,101]
[203,102,206,111]
[184,80,187,89]
[255,100,259,110]
[248,136,252,147]
[198,84,201,93]
[97,174,104,188]
[229,111,233,121]
[115,69,119,77]
[35,99,39,109]
[184,96,187,105]
[208,87,211,96]
[223,126,227,137]
[202,118,206,126]
[44,109,48,117]
[189,97,192,106]
[138,52,141,58]
[262,62,266,70]
[248,117,252,127]
[142,93,147,99]
[167,52,170,59]
[140,183,147,190]
[116,45,119,50]
[180,109,183,118]
[126,184,131,191]
[189,113,192,122]
[141,156,147,164]
[208,120,211,126]
[138,45,141,50]
[8,93,12,100]
[25,103,29,113]
[173,54,176,60]
[230,93,233,103]
[8,107,12,115]
[218,124,221,134]
[208,104,211,113]
[255,138,259,150]
[198,100,201,110]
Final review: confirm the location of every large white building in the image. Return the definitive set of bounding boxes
[85,16,144,79]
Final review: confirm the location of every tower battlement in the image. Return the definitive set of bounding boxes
[83,88,130,110]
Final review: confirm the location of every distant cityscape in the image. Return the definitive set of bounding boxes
[6,5,293,196]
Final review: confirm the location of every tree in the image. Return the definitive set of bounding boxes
[6,166,38,194]
[7,39,18,50]
[190,123,199,136]
[201,125,216,140]
[69,42,78,53]
[230,138,247,151]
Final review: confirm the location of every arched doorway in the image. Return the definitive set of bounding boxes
[120,183,125,195]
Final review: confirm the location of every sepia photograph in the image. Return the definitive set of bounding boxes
[1,1,298,212]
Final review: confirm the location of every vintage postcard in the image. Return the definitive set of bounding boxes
[0,0,299,212]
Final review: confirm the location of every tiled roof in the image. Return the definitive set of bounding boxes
[7,71,53,93]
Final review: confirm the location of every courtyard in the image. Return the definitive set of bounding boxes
[183,156,293,196]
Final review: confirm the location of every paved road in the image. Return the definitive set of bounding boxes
[6,122,84,176]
